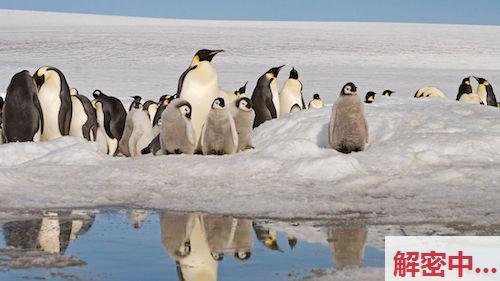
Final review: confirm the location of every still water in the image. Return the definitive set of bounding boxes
[0,209,386,281]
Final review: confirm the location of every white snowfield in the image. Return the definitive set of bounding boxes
[0,10,500,225]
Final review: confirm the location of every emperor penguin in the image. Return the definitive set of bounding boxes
[327,227,367,270]
[251,65,284,128]
[382,90,395,97]
[414,87,447,98]
[177,49,224,148]
[160,98,196,155]
[129,95,144,111]
[119,97,143,157]
[223,82,248,105]
[201,98,238,155]
[153,94,175,127]
[128,103,155,157]
[3,70,43,142]
[474,77,497,107]
[279,67,305,115]
[143,100,159,126]
[308,93,323,109]
[33,66,72,141]
[253,222,282,252]
[329,82,369,154]
[69,88,97,141]
[141,95,175,156]
[457,77,481,104]
[290,104,301,113]
[233,97,255,152]
[92,90,127,156]
[364,91,376,104]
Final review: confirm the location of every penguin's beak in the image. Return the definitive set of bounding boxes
[269,65,285,78]
[210,49,224,56]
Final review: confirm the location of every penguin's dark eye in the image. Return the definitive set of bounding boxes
[345,86,351,92]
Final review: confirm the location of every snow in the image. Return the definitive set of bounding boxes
[0,10,500,225]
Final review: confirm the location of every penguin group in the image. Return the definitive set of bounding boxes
[456,76,497,107]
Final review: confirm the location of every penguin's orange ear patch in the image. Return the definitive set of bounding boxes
[484,81,490,86]
[192,55,200,64]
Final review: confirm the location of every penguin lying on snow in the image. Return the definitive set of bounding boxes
[3,70,44,143]
[69,88,97,141]
[308,93,323,109]
[382,90,395,96]
[279,67,305,115]
[33,66,72,141]
[201,98,238,155]
[159,98,196,155]
[365,91,376,104]
[251,65,284,128]
[414,87,447,98]
[329,82,369,154]
[92,90,127,156]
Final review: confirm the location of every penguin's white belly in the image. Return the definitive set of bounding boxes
[459,93,481,104]
[96,108,117,155]
[279,81,303,115]
[38,215,61,254]
[129,111,154,156]
[38,85,62,141]
[69,97,88,138]
[270,82,280,118]
[309,100,323,109]
[181,70,220,146]
[477,88,487,105]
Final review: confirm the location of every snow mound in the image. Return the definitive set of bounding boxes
[0,97,499,225]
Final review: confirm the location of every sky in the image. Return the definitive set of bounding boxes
[0,0,499,25]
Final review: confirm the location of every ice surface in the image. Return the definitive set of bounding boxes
[0,10,499,225]
[299,268,383,281]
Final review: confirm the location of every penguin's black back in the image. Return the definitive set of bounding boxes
[456,81,472,101]
[75,94,98,140]
[251,75,275,128]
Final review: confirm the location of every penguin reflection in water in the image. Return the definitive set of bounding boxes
[160,213,254,281]
[327,226,368,269]
[329,82,369,154]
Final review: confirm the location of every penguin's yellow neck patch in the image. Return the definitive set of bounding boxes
[265,73,274,80]
[192,55,200,65]
[368,96,374,101]
[484,81,490,86]
[465,81,470,85]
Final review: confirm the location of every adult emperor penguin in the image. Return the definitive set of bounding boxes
[251,65,284,128]
[279,67,305,115]
[33,66,72,141]
[382,90,395,97]
[233,97,255,151]
[457,77,481,104]
[92,90,127,156]
[153,94,175,127]
[474,77,497,107]
[456,77,472,101]
[128,103,155,157]
[329,82,369,154]
[69,88,97,141]
[160,98,196,155]
[364,91,376,104]
[143,100,158,125]
[308,93,323,109]
[3,70,43,142]
[414,87,447,98]
[177,49,224,148]
[201,98,238,155]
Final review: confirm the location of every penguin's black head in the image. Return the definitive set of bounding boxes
[93,89,104,99]
[212,97,225,109]
[143,100,157,111]
[462,77,471,85]
[177,101,192,119]
[382,90,394,96]
[33,69,45,89]
[313,93,320,100]
[288,237,298,250]
[267,65,285,78]
[289,67,299,80]
[365,91,376,103]
[131,95,142,103]
[341,82,357,96]
[194,49,224,63]
[234,251,252,261]
[235,81,248,96]
[159,94,174,106]
[236,97,253,111]
[474,76,489,86]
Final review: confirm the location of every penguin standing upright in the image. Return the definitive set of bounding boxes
[3,70,43,142]
[119,98,142,157]
[92,90,127,156]
[279,67,305,115]
[201,98,238,155]
[474,77,497,107]
[33,67,72,141]
[308,93,323,109]
[365,91,376,104]
[160,98,196,155]
[457,77,481,104]
[69,88,97,141]
[128,103,155,157]
[233,97,255,152]
[251,65,284,128]
[329,82,369,153]
[177,49,224,148]
[153,94,175,127]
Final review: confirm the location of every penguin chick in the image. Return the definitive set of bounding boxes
[201,98,238,155]
[159,98,196,155]
[233,97,255,152]
[128,106,155,157]
[329,82,369,154]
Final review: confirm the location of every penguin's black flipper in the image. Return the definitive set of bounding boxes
[176,65,198,97]
[142,135,161,155]
[266,96,277,119]
[33,92,44,134]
